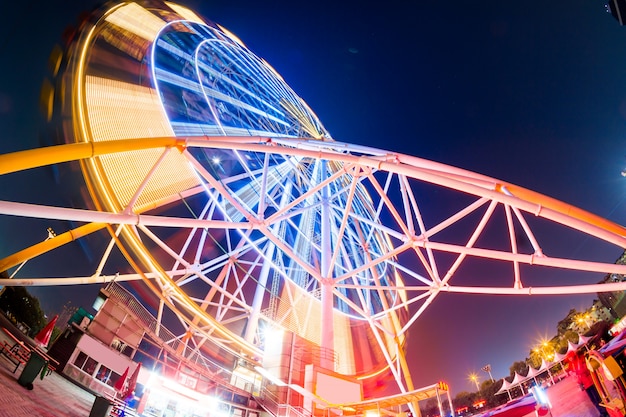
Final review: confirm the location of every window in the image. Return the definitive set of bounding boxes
[112,338,125,352]
[108,370,123,388]
[233,394,248,406]
[73,351,98,376]
[96,365,113,385]
[121,344,134,357]
[84,357,98,375]
[74,351,88,369]
[112,338,135,358]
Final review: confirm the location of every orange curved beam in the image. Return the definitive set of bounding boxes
[0,137,183,176]
[497,183,626,239]
[0,222,106,273]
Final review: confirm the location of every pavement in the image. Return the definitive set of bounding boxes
[0,324,609,417]
[0,356,607,417]
[0,320,98,417]
[543,375,603,417]
[0,365,95,417]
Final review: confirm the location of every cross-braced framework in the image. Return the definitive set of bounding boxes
[1,0,626,404]
[4,136,626,394]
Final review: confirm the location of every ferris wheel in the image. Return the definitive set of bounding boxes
[2,0,626,402]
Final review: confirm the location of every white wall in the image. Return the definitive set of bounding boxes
[73,333,149,384]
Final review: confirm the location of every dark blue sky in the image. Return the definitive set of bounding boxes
[1,0,626,395]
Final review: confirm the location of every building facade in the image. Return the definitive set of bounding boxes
[598,251,626,319]
[49,283,265,417]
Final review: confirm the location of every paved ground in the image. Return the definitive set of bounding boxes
[543,375,603,417]
[0,357,607,417]
[0,365,95,417]
[0,321,98,417]
[0,323,610,417]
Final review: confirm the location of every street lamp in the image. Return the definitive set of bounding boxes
[469,373,480,391]
[536,339,554,362]
[576,313,591,331]
[481,364,495,382]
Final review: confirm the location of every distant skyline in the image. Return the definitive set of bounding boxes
[1,0,626,395]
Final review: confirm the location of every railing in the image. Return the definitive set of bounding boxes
[254,384,312,417]
[102,283,253,392]
[103,282,225,371]
[103,283,179,349]
[277,405,311,417]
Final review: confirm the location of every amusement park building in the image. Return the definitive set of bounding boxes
[568,299,613,335]
[48,283,265,417]
[45,282,438,417]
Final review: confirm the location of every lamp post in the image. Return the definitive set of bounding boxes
[481,364,494,382]
[536,339,554,362]
[469,373,480,391]
[575,312,592,330]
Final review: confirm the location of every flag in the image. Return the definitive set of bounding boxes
[34,315,58,348]
[123,363,142,400]
[114,366,129,392]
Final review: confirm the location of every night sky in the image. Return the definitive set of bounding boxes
[2,0,626,395]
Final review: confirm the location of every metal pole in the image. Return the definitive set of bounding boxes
[319,160,334,370]
[9,228,56,278]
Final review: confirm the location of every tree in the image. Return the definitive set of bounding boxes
[420,398,439,417]
[480,379,504,408]
[556,308,579,336]
[587,320,612,345]
[0,286,47,336]
[452,390,477,414]
[553,330,579,355]
[528,349,542,369]
[509,360,528,378]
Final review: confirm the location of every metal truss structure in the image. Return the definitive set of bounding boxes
[1,0,626,406]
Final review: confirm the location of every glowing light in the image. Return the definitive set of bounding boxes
[280,98,324,139]
[84,75,198,211]
[254,366,286,387]
[261,58,284,81]
[145,369,159,389]
[165,2,205,24]
[211,156,221,165]
[105,3,166,42]
[531,385,551,408]
[473,400,487,409]
[364,410,379,417]
[263,326,284,355]
[468,372,480,390]
[39,79,54,122]
[162,376,205,401]
[201,396,219,410]
[85,76,171,141]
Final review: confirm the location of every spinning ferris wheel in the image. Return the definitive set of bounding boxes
[1,0,626,404]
